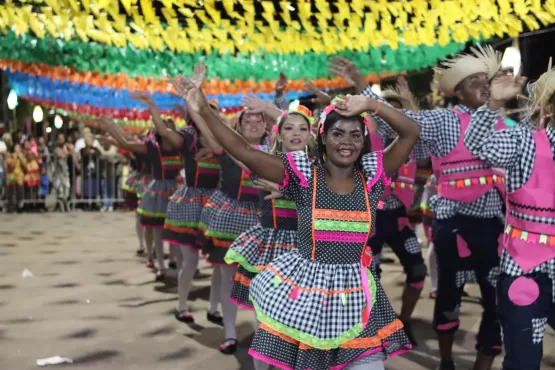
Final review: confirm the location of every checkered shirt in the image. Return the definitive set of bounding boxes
[274,95,289,110]
[466,105,555,301]
[361,86,504,219]
[365,92,430,211]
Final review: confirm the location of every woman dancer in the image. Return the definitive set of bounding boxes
[465,67,555,370]
[178,70,419,368]
[224,102,313,314]
[97,116,180,281]
[129,91,224,327]
[171,65,269,354]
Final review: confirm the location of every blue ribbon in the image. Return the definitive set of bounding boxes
[7,71,311,110]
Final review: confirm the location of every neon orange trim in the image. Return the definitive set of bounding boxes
[312,208,370,221]
[339,320,404,348]
[237,234,297,250]
[163,225,198,234]
[234,272,251,287]
[265,265,363,295]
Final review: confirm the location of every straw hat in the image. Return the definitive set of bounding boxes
[530,58,555,118]
[437,45,501,96]
[381,88,419,111]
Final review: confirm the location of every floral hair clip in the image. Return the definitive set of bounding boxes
[275,100,314,128]
[319,97,372,135]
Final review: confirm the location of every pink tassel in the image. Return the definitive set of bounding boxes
[289,287,300,300]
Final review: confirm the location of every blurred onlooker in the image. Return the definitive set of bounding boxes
[98,134,119,212]
[78,137,101,210]
[6,143,26,212]
[0,133,8,207]
[23,140,40,211]
[49,133,71,211]
[74,127,100,153]
[37,136,50,200]
[2,133,13,152]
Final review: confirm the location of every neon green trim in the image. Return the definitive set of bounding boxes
[242,180,254,187]
[165,219,199,228]
[314,219,369,233]
[204,229,240,240]
[137,208,167,218]
[274,199,296,209]
[199,162,221,169]
[250,268,377,350]
[224,250,259,273]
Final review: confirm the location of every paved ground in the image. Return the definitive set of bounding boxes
[0,212,554,370]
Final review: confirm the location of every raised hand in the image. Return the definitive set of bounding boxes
[170,76,208,113]
[253,178,283,200]
[275,72,287,95]
[334,95,373,117]
[191,62,207,88]
[328,57,363,89]
[194,147,213,161]
[243,95,267,114]
[396,76,410,95]
[305,80,331,107]
[96,116,115,131]
[129,91,154,106]
[490,74,527,102]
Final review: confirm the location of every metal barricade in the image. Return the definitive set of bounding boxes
[67,150,125,211]
[0,149,127,213]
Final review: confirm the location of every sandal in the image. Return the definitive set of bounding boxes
[146,260,155,269]
[136,249,145,256]
[207,311,224,326]
[429,291,437,299]
[219,338,238,355]
[175,310,195,324]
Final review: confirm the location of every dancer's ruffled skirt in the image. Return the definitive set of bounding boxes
[249,251,412,369]
[137,178,178,228]
[197,190,260,264]
[225,225,297,309]
[162,186,215,248]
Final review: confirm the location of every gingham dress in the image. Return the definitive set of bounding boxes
[249,151,411,369]
[162,127,221,248]
[137,140,180,228]
[198,146,269,264]
[226,176,299,309]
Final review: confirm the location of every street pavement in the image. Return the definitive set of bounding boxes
[0,212,554,370]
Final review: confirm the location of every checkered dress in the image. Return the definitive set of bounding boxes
[198,147,268,264]
[162,127,220,247]
[138,141,180,228]
[362,86,504,220]
[249,151,411,369]
[465,106,555,301]
[226,179,299,308]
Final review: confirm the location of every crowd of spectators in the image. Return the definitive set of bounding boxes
[0,126,129,213]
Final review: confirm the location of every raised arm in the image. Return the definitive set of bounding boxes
[335,95,420,176]
[171,74,285,184]
[243,95,283,123]
[130,91,184,150]
[464,73,527,168]
[96,117,147,154]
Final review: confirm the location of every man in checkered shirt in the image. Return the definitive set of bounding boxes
[465,64,554,370]
[330,47,506,370]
